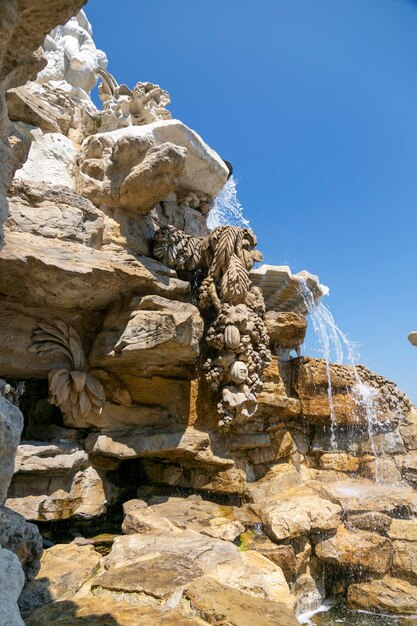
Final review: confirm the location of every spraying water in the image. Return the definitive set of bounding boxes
[208,176,250,229]
[299,280,382,477]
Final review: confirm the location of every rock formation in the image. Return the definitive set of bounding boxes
[0,5,416,626]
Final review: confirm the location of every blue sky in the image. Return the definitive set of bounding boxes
[86,0,417,402]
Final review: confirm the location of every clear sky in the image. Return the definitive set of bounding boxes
[86,0,417,402]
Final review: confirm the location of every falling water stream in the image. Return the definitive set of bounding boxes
[298,280,382,480]
[207,176,250,229]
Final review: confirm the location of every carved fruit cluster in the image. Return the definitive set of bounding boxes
[153,225,271,427]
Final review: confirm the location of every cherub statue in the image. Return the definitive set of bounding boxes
[36,10,108,96]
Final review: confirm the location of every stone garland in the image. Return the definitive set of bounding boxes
[153,225,272,427]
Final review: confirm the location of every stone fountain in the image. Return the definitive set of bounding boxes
[0,6,416,626]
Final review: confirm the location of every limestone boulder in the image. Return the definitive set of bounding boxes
[392,540,417,583]
[185,575,298,626]
[19,543,101,612]
[255,358,300,420]
[7,465,120,522]
[345,512,392,535]
[264,311,307,349]
[78,131,187,213]
[399,408,417,451]
[246,463,302,503]
[316,478,417,515]
[78,120,229,210]
[0,548,25,626]
[91,553,203,606]
[6,83,74,135]
[122,500,181,536]
[85,427,212,462]
[105,529,295,607]
[389,518,417,541]
[146,495,245,542]
[7,180,105,248]
[0,230,189,309]
[402,450,417,486]
[348,576,417,615]
[0,395,24,504]
[0,506,42,581]
[315,526,392,575]
[14,127,77,189]
[14,441,88,475]
[25,597,202,626]
[89,295,204,378]
[0,0,87,240]
[293,358,411,426]
[255,489,341,541]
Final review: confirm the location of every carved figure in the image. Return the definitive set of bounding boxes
[153,225,271,427]
[36,10,108,95]
[97,68,171,131]
[29,320,131,426]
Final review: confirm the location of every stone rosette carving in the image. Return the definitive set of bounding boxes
[153,225,271,427]
[29,320,131,426]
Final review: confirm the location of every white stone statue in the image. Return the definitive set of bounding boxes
[36,10,108,96]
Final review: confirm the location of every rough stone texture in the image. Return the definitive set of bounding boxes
[0,0,88,240]
[14,441,88,474]
[316,478,417,515]
[293,357,412,426]
[122,501,181,537]
[89,295,204,378]
[25,597,203,625]
[348,576,417,615]
[7,180,105,247]
[15,127,78,188]
[315,526,393,575]
[399,408,417,450]
[0,230,189,310]
[0,505,42,581]
[389,518,417,541]
[19,543,101,612]
[345,512,392,535]
[392,540,417,583]
[0,547,25,626]
[78,132,187,213]
[146,495,245,542]
[185,575,298,626]
[256,489,341,541]
[264,311,307,349]
[7,465,119,521]
[78,120,229,207]
[104,529,295,608]
[91,553,203,602]
[0,394,23,503]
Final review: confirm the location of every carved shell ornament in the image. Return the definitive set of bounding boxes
[153,224,272,427]
[29,320,131,425]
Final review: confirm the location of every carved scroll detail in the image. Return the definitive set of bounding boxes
[153,225,271,427]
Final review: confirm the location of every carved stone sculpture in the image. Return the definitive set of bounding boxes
[29,320,105,425]
[36,10,108,96]
[153,225,271,426]
[29,320,131,426]
[97,68,171,131]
